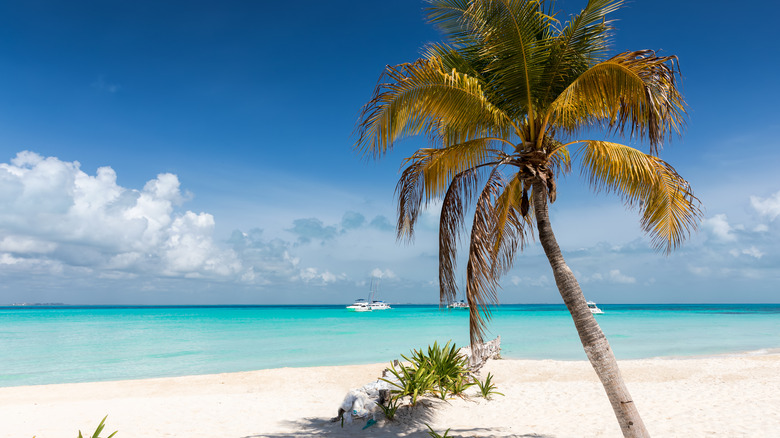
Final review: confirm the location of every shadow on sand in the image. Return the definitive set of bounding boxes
[240,398,554,438]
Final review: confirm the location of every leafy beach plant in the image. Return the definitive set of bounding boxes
[382,341,478,409]
[383,355,438,406]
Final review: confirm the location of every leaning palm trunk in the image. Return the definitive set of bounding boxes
[533,182,649,437]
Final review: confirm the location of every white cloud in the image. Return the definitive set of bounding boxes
[751,191,780,221]
[0,151,241,280]
[370,268,396,279]
[608,269,636,284]
[0,253,23,265]
[754,224,769,232]
[296,267,341,285]
[582,269,635,284]
[730,246,764,259]
[702,214,737,242]
[0,236,57,253]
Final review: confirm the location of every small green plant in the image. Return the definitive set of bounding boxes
[377,397,401,421]
[447,373,476,398]
[425,424,452,437]
[412,341,470,388]
[383,358,437,406]
[77,416,117,438]
[475,372,504,400]
[383,341,472,405]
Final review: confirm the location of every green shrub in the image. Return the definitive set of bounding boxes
[383,358,437,406]
[382,341,472,404]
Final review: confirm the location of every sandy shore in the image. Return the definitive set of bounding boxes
[2,354,779,437]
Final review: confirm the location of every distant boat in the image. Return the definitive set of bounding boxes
[346,298,372,312]
[368,300,391,310]
[447,299,469,309]
[587,301,604,314]
[368,277,391,310]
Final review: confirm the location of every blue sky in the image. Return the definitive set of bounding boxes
[1,0,779,305]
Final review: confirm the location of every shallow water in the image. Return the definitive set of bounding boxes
[1,304,778,387]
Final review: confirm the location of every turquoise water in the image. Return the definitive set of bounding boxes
[1,304,779,387]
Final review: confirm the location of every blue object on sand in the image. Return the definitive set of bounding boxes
[362,419,376,430]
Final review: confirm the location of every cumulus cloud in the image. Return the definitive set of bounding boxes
[702,214,737,242]
[370,268,396,279]
[296,267,343,285]
[751,191,780,221]
[607,269,636,284]
[0,151,240,280]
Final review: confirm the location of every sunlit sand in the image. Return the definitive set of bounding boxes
[3,353,779,437]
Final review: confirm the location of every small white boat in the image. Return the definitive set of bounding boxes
[367,277,391,310]
[369,300,391,310]
[346,299,372,312]
[447,300,469,309]
[587,301,604,314]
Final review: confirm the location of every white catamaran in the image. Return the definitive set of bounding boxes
[346,277,392,311]
[346,298,372,312]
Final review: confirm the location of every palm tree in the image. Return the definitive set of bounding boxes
[355,0,701,436]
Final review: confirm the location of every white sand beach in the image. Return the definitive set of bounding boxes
[2,353,779,438]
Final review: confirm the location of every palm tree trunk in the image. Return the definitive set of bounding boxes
[532,182,650,438]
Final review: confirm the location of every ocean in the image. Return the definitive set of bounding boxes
[1,304,779,387]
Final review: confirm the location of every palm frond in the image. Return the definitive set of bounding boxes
[396,156,427,242]
[539,0,622,106]
[548,50,687,152]
[577,140,701,253]
[427,0,555,129]
[355,58,513,158]
[396,139,505,241]
[465,167,505,346]
[490,174,534,275]
[439,169,480,305]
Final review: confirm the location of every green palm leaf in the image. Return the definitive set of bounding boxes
[577,140,701,252]
[548,50,687,151]
[538,0,622,106]
[355,58,513,158]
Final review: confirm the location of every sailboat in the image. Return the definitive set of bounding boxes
[368,277,391,310]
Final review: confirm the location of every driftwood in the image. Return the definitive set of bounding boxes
[458,336,501,372]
